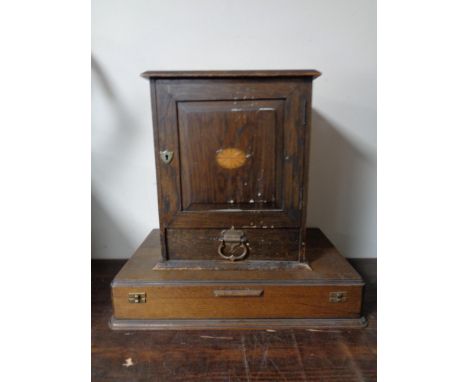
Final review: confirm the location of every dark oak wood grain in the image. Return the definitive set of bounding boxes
[178,99,283,209]
[148,74,318,265]
[166,228,300,261]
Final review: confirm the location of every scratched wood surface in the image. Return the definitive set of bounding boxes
[92,259,376,381]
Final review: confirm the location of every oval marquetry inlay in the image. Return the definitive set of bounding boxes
[216,148,247,169]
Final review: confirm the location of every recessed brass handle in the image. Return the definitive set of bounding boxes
[213,289,263,297]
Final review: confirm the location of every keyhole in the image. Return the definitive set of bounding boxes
[160,150,173,164]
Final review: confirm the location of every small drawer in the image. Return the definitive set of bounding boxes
[166,228,300,261]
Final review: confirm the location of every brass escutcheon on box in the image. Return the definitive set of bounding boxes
[329,291,347,303]
[128,292,147,304]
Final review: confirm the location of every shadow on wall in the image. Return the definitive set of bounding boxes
[92,194,133,259]
[91,55,137,156]
[307,110,376,258]
[91,55,138,259]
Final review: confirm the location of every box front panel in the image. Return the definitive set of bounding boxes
[113,284,363,320]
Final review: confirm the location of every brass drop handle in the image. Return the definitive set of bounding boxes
[217,227,248,261]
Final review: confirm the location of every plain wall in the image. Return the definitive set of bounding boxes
[91,0,376,259]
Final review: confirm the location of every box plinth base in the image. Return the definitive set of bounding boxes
[109,316,367,331]
[110,228,365,330]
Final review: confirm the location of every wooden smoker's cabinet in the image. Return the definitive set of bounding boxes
[144,70,321,266]
[110,71,366,330]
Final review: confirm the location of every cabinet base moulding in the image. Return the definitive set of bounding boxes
[109,316,368,331]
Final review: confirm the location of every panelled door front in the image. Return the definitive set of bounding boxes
[152,79,311,261]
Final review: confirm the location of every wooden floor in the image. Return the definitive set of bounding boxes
[92,258,376,381]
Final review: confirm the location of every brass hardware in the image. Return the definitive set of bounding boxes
[160,150,173,164]
[128,292,146,304]
[214,289,263,297]
[217,226,248,261]
[329,291,347,303]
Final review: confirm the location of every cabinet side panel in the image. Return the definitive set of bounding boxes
[150,80,167,258]
[299,80,313,261]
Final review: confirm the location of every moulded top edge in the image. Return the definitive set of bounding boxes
[140,70,322,79]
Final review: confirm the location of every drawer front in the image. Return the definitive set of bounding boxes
[112,284,363,320]
[166,228,300,261]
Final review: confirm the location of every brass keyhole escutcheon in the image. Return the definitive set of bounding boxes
[329,291,348,303]
[160,150,174,164]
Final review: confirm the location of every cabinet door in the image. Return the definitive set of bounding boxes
[152,79,310,230]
